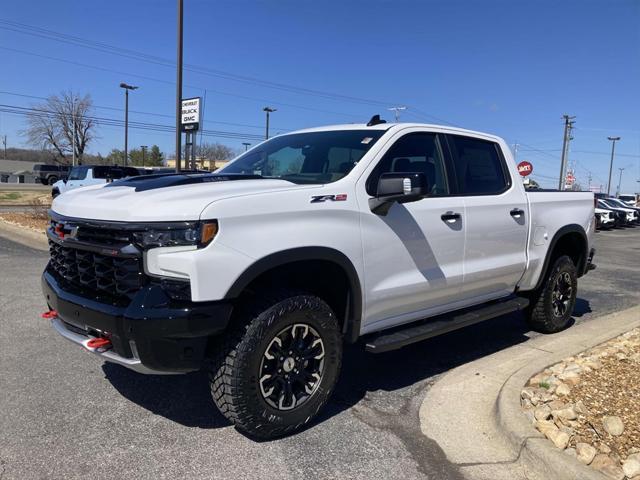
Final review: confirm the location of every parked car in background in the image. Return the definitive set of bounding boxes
[33,164,70,185]
[597,199,636,226]
[618,194,638,207]
[594,207,614,230]
[51,165,141,197]
[607,197,640,222]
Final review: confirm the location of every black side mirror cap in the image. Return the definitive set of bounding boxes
[370,172,428,215]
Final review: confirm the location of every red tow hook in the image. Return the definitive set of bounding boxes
[41,309,58,319]
[86,337,112,349]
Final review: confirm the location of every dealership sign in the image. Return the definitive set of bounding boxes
[517,161,533,177]
[181,97,201,131]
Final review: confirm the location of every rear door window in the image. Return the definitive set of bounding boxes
[447,135,509,195]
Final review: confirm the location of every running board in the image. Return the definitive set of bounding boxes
[365,296,530,353]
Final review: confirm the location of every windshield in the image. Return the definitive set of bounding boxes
[68,166,89,180]
[219,130,386,184]
[610,198,634,208]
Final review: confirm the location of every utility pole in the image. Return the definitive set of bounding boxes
[175,0,184,172]
[558,115,576,190]
[587,172,592,191]
[388,106,407,122]
[120,83,138,167]
[616,167,625,197]
[2,135,6,161]
[263,107,276,140]
[607,136,621,196]
[512,142,519,162]
[141,145,148,167]
[71,96,76,167]
[242,142,251,152]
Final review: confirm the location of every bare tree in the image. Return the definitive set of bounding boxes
[22,90,96,165]
[199,142,236,161]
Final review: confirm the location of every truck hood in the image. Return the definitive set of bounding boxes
[51,174,315,222]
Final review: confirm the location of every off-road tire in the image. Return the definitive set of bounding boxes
[208,290,342,439]
[47,176,58,185]
[525,255,577,333]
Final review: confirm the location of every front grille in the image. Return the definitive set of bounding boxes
[48,240,144,300]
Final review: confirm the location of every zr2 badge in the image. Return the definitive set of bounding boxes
[310,194,348,203]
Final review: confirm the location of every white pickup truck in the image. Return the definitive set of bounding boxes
[42,119,596,438]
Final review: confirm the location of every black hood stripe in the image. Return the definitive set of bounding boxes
[105,173,264,192]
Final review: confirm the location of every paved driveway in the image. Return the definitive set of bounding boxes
[1,227,638,479]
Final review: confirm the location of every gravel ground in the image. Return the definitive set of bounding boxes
[0,212,49,232]
[567,329,640,457]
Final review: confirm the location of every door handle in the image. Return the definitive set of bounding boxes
[510,208,525,218]
[441,212,461,223]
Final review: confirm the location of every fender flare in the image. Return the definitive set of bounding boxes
[528,224,588,292]
[224,247,363,343]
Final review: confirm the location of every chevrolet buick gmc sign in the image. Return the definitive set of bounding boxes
[181,97,201,131]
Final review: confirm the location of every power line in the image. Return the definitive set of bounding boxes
[0,18,399,108]
[0,19,462,126]
[0,103,266,141]
[0,46,366,120]
[0,89,290,130]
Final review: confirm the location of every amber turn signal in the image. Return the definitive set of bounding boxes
[200,221,218,246]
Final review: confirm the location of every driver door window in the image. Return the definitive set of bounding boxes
[367,133,449,196]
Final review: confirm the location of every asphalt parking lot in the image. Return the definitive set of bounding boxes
[1,227,639,480]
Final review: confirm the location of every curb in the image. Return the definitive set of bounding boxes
[0,219,48,251]
[420,305,640,480]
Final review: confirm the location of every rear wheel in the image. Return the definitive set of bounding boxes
[47,176,58,185]
[525,255,577,333]
[208,290,342,439]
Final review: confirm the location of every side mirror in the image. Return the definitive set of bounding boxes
[370,172,428,215]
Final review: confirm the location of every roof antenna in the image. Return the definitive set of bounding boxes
[367,114,387,127]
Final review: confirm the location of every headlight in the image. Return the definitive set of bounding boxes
[133,220,218,249]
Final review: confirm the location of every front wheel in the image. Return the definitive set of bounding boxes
[524,255,578,333]
[208,291,342,439]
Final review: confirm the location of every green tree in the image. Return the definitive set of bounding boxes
[128,145,164,166]
[105,148,125,165]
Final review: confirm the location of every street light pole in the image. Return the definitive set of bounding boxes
[120,83,138,167]
[141,145,148,167]
[263,107,276,139]
[616,167,625,197]
[242,142,251,151]
[175,0,184,172]
[388,106,407,122]
[607,136,621,196]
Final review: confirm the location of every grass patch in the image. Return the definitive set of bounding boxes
[539,381,551,390]
[0,192,21,201]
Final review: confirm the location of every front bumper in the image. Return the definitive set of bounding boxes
[42,269,233,374]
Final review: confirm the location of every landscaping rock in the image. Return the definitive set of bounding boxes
[599,443,612,454]
[534,405,551,421]
[623,459,640,479]
[555,382,571,396]
[602,416,624,436]
[546,429,570,450]
[551,406,577,421]
[573,399,587,415]
[591,454,625,480]
[559,370,581,385]
[535,420,558,437]
[576,442,596,465]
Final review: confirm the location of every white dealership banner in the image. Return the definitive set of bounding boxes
[181,97,201,131]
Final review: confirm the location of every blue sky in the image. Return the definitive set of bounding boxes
[1,0,638,191]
